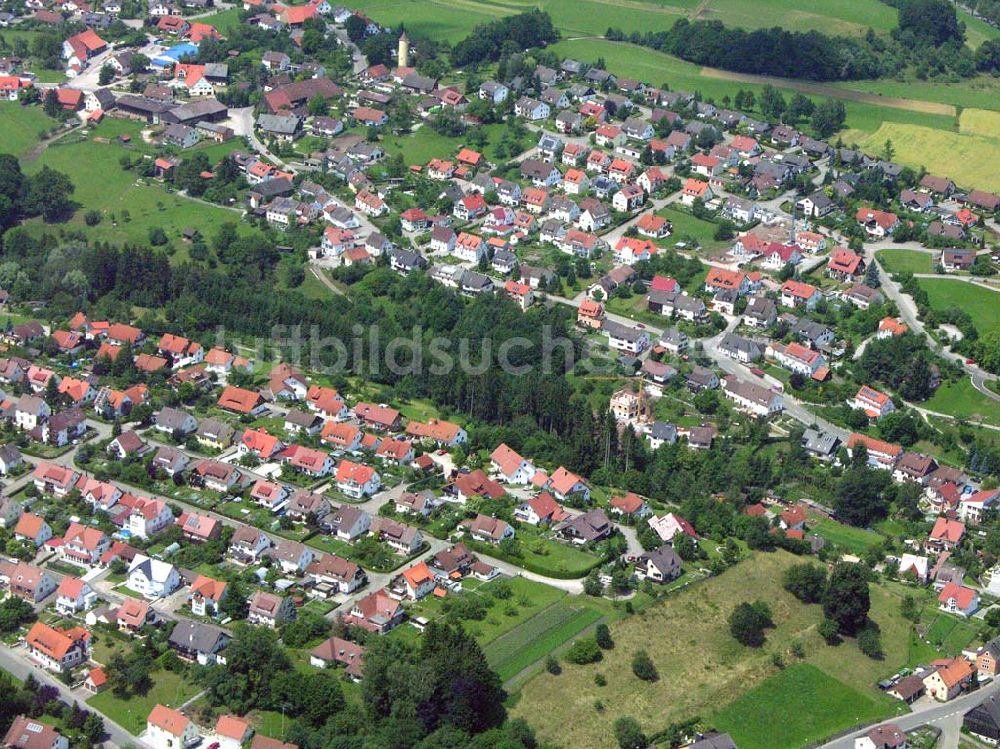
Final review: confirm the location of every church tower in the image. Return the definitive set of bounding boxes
[398,32,410,68]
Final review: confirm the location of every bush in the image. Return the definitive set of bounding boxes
[613,716,646,749]
[631,649,658,681]
[818,617,841,645]
[783,563,827,604]
[594,673,607,686]
[545,655,561,675]
[565,636,602,665]
[858,623,884,659]
[728,600,774,647]
[84,210,101,226]
[595,622,614,649]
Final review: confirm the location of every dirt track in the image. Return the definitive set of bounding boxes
[698,67,957,116]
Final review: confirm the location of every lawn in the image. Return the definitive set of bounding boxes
[875,248,933,275]
[917,278,1000,335]
[88,668,201,735]
[512,551,914,748]
[657,205,729,253]
[21,124,255,249]
[844,122,1000,193]
[407,576,569,646]
[809,518,882,554]
[0,104,60,157]
[203,7,243,34]
[922,378,1000,427]
[712,663,893,749]
[381,123,518,166]
[467,533,602,578]
[923,612,979,656]
[484,600,602,681]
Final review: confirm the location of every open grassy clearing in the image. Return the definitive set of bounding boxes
[875,248,934,275]
[467,532,603,578]
[0,103,59,157]
[345,0,512,43]
[922,378,1000,427]
[87,669,201,734]
[203,7,242,34]
[21,123,254,250]
[810,517,884,554]
[713,663,892,749]
[381,122,508,165]
[399,576,570,646]
[657,205,730,252]
[845,122,1000,193]
[512,551,912,748]
[917,278,1000,335]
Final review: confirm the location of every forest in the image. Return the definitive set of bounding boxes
[450,9,560,67]
[606,0,978,81]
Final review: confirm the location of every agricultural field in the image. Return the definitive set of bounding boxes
[347,0,996,48]
[960,107,1000,136]
[345,0,695,43]
[840,74,1000,114]
[511,551,914,749]
[695,0,898,36]
[922,378,1000,427]
[843,122,1000,193]
[545,39,958,138]
[712,663,892,749]
[875,248,934,275]
[485,601,602,681]
[917,278,1000,335]
[0,103,59,158]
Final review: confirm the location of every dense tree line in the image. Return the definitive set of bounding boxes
[451,9,559,67]
[0,154,76,227]
[853,333,936,401]
[197,622,537,749]
[607,20,884,81]
[608,0,979,82]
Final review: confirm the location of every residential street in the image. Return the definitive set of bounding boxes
[820,679,1000,749]
[0,647,153,749]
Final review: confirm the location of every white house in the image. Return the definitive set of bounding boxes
[128,555,181,599]
[335,459,381,498]
[489,443,536,484]
[146,705,201,749]
[126,498,174,539]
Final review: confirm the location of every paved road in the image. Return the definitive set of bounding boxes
[0,647,153,749]
[868,243,1000,398]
